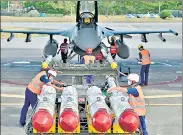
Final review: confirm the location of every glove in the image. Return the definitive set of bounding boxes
[138,62,142,64]
[37,95,41,101]
[60,82,64,85]
[64,49,68,54]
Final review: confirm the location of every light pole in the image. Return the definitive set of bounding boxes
[159,1,161,14]
[123,0,126,15]
[8,1,10,12]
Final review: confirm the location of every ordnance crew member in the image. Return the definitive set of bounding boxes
[57,38,68,63]
[81,48,96,64]
[108,36,117,60]
[95,51,103,64]
[107,73,148,135]
[81,48,96,84]
[138,44,151,86]
[19,70,64,127]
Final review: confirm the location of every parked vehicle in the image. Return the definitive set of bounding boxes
[136,14,145,18]
[125,14,136,18]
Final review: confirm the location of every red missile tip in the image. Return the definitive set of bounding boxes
[92,110,112,132]
[118,109,139,133]
[32,109,53,132]
[59,110,79,132]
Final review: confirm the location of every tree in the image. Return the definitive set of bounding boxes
[159,10,172,19]
[21,0,182,15]
[1,1,8,10]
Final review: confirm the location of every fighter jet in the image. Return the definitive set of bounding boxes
[1,1,178,61]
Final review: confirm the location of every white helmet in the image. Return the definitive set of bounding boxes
[127,73,139,83]
[48,70,57,77]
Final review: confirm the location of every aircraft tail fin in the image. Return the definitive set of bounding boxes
[94,1,98,22]
[76,1,80,22]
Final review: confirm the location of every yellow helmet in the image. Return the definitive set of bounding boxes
[111,36,116,41]
[41,62,48,69]
[138,44,143,49]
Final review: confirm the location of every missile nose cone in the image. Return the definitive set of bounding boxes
[118,109,139,133]
[92,110,112,132]
[59,110,79,132]
[32,109,53,132]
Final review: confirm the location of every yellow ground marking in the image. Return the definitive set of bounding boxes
[145,94,182,99]
[146,104,182,106]
[1,94,24,98]
[1,103,23,106]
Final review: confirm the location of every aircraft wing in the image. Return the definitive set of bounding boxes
[111,29,178,36]
[0,29,71,37]
[104,28,178,42]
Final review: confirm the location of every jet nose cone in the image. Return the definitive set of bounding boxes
[59,110,79,132]
[118,109,139,133]
[92,110,112,132]
[32,109,53,132]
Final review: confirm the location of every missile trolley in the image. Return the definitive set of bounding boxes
[24,60,141,135]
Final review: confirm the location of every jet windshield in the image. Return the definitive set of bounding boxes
[80,1,95,15]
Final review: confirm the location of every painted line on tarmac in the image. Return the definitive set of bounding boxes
[148,76,182,86]
[145,94,182,99]
[13,61,30,64]
[2,63,11,66]
[1,103,23,106]
[1,80,27,86]
[176,71,182,74]
[1,94,24,98]
[146,104,182,106]
[128,24,136,29]
[1,93,182,99]
[158,62,172,67]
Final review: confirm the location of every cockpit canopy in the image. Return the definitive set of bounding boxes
[77,1,97,25]
[80,12,95,24]
[79,1,95,15]
[76,1,98,24]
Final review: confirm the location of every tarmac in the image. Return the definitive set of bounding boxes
[1,22,182,135]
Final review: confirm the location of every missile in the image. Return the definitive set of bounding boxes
[158,33,166,42]
[7,33,14,42]
[107,77,139,133]
[32,85,56,132]
[169,29,178,36]
[87,86,112,132]
[58,86,79,132]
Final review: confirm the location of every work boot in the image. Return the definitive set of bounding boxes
[139,84,145,86]
[19,123,25,128]
[136,130,143,135]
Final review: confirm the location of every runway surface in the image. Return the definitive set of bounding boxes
[1,22,182,135]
